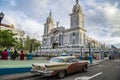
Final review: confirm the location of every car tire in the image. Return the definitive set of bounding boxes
[82,65,88,72]
[57,70,66,79]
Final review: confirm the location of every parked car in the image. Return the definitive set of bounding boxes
[31,56,88,78]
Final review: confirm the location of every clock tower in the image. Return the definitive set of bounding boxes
[70,0,85,28]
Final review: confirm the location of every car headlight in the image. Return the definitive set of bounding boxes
[32,64,35,67]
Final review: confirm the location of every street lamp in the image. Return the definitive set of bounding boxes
[88,40,95,56]
[0,12,4,25]
[88,42,91,56]
[80,45,84,56]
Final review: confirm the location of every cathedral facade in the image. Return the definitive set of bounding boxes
[42,0,108,51]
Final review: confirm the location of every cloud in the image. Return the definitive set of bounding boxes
[83,0,120,47]
[3,10,43,40]
[1,0,120,47]
[9,0,16,7]
[102,2,120,24]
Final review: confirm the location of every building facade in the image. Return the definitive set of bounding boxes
[42,0,111,59]
[42,0,104,49]
[0,23,27,47]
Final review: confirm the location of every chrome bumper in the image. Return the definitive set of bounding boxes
[31,69,53,76]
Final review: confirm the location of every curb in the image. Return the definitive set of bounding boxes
[88,60,105,67]
[88,63,99,67]
[0,72,38,80]
[0,67,31,75]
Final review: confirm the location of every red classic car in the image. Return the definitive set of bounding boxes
[31,56,88,78]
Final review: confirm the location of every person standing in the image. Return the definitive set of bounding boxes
[7,49,11,57]
[20,51,25,60]
[1,49,8,60]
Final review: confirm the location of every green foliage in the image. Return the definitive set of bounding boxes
[63,50,68,53]
[0,30,17,49]
[29,39,41,53]
[15,38,24,50]
[24,36,31,50]
[23,37,41,53]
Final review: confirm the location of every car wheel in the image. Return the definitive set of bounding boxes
[57,70,66,79]
[82,66,88,72]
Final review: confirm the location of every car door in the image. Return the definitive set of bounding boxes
[76,62,84,71]
[66,58,79,74]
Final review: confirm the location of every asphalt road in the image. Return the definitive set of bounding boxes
[23,60,120,80]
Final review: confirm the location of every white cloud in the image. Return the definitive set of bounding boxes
[1,0,120,47]
[9,0,16,7]
[3,10,43,40]
[29,0,50,14]
[84,1,120,47]
[102,2,120,23]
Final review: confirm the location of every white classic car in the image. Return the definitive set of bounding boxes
[31,56,88,78]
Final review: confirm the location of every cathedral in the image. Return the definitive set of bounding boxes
[42,0,88,49]
[41,0,109,52]
[41,0,112,59]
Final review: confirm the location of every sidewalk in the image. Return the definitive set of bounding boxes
[88,60,105,66]
[0,59,105,80]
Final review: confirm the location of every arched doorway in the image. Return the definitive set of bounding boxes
[52,43,58,49]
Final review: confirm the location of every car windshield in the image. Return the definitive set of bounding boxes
[50,58,65,63]
[66,58,78,63]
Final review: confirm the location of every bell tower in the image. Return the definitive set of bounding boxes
[70,0,85,28]
[44,10,55,35]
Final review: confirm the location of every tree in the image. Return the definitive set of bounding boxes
[24,36,31,51]
[15,38,24,50]
[0,30,17,50]
[24,37,41,53]
[29,39,41,53]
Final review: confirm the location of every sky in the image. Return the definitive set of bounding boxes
[0,0,120,48]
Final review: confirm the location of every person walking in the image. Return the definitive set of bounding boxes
[20,51,25,60]
[1,49,8,60]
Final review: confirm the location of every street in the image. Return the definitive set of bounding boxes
[22,60,120,80]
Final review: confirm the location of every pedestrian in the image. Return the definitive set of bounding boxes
[10,50,17,60]
[20,51,25,60]
[28,52,33,60]
[14,50,19,60]
[1,49,8,60]
[7,49,11,57]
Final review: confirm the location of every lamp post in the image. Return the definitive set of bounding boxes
[88,40,95,56]
[80,45,83,56]
[0,12,4,30]
[88,42,91,56]
[0,12,4,25]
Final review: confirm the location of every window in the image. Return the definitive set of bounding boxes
[66,58,78,63]
[50,58,65,63]
[73,32,75,36]
[73,39,75,44]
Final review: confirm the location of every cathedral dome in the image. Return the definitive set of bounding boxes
[46,11,54,24]
[72,0,82,13]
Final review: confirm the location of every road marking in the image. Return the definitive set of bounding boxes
[89,72,102,79]
[74,72,103,80]
[114,60,120,62]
